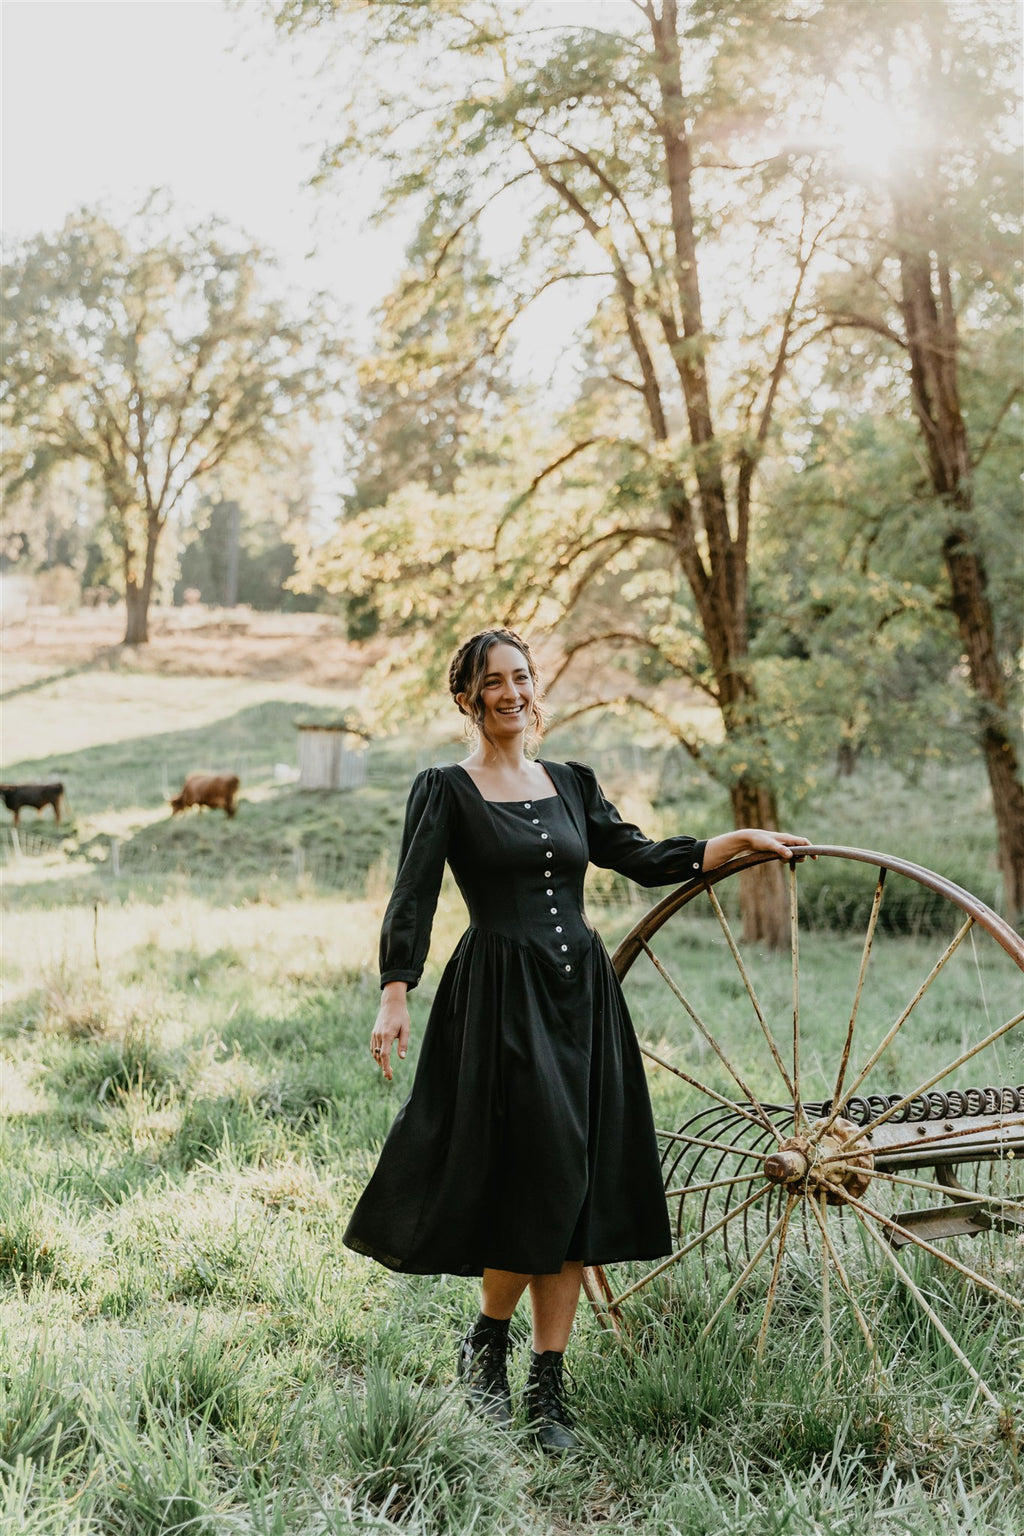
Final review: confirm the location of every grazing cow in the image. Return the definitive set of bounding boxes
[170,772,240,819]
[0,782,65,826]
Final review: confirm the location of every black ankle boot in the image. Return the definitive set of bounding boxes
[457,1317,512,1427]
[524,1349,578,1453]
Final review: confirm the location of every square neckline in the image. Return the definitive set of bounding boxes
[452,760,561,805]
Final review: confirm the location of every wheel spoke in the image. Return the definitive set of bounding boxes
[655,1127,766,1160]
[704,884,800,1108]
[789,864,805,1133]
[847,1007,1019,1155]
[818,917,975,1139]
[664,1169,764,1199]
[827,1161,1024,1211]
[642,1049,785,1138]
[837,1187,1023,1311]
[755,1194,798,1361]
[846,1198,1002,1408]
[606,1182,774,1310]
[830,867,887,1113]
[640,939,784,1144]
[819,1192,831,1379]
[806,1194,884,1380]
[699,1198,795,1339]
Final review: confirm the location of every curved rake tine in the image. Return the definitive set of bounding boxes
[845,1196,1001,1409]
[827,1162,1024,1212]
[607,1182,774,1310]
[817,918,975,1141]
[664,1169,764,1199]
[703,884,800,1110]
[789,864,805,1133]
[806,1194,885,1384]
[820,1115,1024,1164]
[755,1193,798,1362]
[830,868,887,1115]
[640,939,783,1144]
[699,1198,795,1339]
[836,1188,1024,1311]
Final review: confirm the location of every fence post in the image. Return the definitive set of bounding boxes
[110,837,120,877]
[10,828,21,861]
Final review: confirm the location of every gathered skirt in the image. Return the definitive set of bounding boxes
[343,926,672,1276]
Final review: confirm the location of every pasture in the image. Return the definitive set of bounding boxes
[1,612,1021,1535]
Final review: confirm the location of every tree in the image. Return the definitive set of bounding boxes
[275,0,856,944]
[1,204,343,643]
[345,232,513,513]
[801,0,1024,920]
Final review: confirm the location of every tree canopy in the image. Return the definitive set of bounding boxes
[276,0,1022,924]
[2,203,344,642]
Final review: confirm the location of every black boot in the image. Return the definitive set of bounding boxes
[457,1315,512,1427]
[524,1349,578,1453]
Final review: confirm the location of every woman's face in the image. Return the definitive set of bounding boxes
[468,642,535,742]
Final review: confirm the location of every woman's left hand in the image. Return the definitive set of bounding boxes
[702,830,814,872]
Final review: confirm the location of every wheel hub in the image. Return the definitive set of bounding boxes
[763,1116,873,1204]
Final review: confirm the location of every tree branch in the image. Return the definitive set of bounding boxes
[549,693,706,762]
[971,383,1022,471]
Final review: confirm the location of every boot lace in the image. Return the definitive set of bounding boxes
[461,1328,510,1400]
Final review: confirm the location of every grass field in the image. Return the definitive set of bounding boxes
[2,612,1022,1534]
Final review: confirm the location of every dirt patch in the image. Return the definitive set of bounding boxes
[2,606,381,690]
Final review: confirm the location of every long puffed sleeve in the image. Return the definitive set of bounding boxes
[569,761,706,888]
[379,768,453,990]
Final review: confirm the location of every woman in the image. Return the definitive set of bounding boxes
[343,628,809,1452]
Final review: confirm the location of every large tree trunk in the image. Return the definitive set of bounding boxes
[730,777,789,949]
[650,6,788,946]
[943,522,1024,922]
[898,240,1024,924]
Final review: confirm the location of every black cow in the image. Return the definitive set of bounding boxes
[0,782,65,826]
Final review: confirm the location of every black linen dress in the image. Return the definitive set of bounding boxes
[343,760,707,1276]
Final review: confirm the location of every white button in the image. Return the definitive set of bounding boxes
[561,944,568,952]
[546,889,554,896]
[550,907,558,914]
[532,818,539,824]
[541,833,549,840]
[524,802,532,809]
[546,852,553,859]
[565,964,572,972]
[555,926,562,933]
[693,861,700,870]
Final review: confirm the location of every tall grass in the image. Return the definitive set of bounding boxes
[2,873,1020,1534]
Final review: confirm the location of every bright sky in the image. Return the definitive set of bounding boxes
[1,0,402,337]
[1,0,610,354]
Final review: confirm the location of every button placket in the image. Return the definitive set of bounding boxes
[535,814,569,970]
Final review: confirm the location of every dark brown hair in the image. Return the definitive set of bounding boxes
[448,628,545,747]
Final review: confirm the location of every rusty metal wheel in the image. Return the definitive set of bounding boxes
[584,846,1024,1406]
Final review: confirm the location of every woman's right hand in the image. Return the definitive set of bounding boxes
[370,982,411,1081]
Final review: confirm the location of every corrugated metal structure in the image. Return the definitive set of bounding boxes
[296,724,368,790]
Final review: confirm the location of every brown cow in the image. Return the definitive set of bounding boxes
[170,772,240,819]
[0,782,65,826]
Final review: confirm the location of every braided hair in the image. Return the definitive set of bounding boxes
[448,628,546,749]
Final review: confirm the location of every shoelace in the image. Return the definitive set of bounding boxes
[463,1332,510,1395]
[528,1359,574,1423]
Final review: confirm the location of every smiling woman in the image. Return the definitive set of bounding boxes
[343,626,810,1455]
